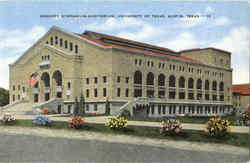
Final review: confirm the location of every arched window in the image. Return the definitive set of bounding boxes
[41,72,50,87]
[188,78,194,89]
[134,71,142,84]
[205,80,209,90]
[53,71,62,86]
[197,79,202,90]
[212,81,217,91]
[219,82,224,91]
[146,72,154,85]
[169,75,175,87]
[158,74,165,86]
[179,76,185,88]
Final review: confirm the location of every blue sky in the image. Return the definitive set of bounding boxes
[0,0,249,89]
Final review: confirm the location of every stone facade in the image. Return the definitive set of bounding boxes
[232,84,250,112]
[9,26,233,116]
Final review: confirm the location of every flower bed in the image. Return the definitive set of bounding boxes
[105,116,128,130]
[204,117,231,138]
[1,113,16,125]
[160,119,182,135]
[33,115,52,126]
[68,116,86,129]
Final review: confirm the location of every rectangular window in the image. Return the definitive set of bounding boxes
[94,88,98,97]
[75,45,78,54]
[60,38,63,47]
[86,104,89,111]
[55,36,58,45]
[125,88,129,97]
[162,105,166,114]
[126,77,129,84]
[94,104,98,111]
[65,40,68,49]
[151,105,155,115]
[70,42,73,51]
[12,95,15,102]
[22,87,25,92]
[103,76,107,83]
[86,89,89,98]
[94,77,98,84]
[117,88,120,97]
[18,85,20,90]
[158,105,161,114]
[139,59,142,65]
[117,76,120,83]
[103,88,106,97]
[86,78,89,84]
[13,85,15,91]
[135,59,137,65]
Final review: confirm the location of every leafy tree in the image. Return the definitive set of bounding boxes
[73,96,79,115]
[0,87,9,106]
[105,97,110,115]
[79,93,85,115]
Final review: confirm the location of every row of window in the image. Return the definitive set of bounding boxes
[85,88,130,98]
[134,59,225,79]
[12,85,25,92]
[85,76,129,84]
[41,55,50,61]
[12,94,21,102]
[46,36,78,54]
[144,105,229,115]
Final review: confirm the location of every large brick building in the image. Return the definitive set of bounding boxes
[232,84,250,112]
[9,26,233,117]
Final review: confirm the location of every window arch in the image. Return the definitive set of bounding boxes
[212,81,217,91]
[41,72,50,87]
[197,79,202,90]
[53,71,62,86]
[219,82,224,91]
[146,72,154,85]
[158,74,165,86]
[134,71,142,84]
[169,75,175,87]
[179,76,185,88]
[188,78,194,89]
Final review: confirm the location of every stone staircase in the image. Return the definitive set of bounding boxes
[115,97,150,116]
[32,98,64,112]
[0,100,38,115]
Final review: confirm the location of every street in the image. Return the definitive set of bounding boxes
[0,132,249,163]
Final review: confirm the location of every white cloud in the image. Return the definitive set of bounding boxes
[83,17,143,32]
[116,24,164,42]
[210,26,250,84]
[205,6,214,13]
[0,26,46,89]
[181,12,206,28]
[158,32,198,51]
[214,17,230,26]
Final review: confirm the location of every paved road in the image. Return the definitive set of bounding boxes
[0,132,249,163]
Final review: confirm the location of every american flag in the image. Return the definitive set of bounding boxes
[30,72,40,87]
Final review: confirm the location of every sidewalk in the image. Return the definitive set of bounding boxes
[12,114,250,134]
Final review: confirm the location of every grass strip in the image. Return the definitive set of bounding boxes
[1,119,249,148]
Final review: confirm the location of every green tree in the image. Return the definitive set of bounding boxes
[0,87,9,106]
[73,96,79,115]
[79,93,85,115]
[105,97,110,115]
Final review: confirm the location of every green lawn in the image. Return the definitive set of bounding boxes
[127,115,242,125]
[1,119,249,148]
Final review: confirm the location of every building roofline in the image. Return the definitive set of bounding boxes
[179,47,231,55]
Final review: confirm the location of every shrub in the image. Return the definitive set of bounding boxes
[68,116,86,129]
[242,110,250,121]
[105,116,128,130]
[42,108,49,114]
[204,117,231,138]
[1,113,16,125]
[33,115,52,126]
[160,119,182,135]
[120,109,131,118]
